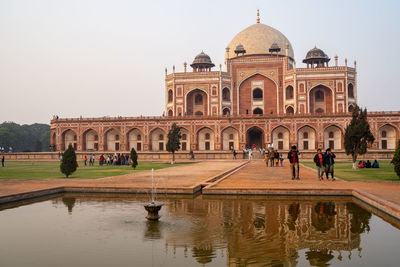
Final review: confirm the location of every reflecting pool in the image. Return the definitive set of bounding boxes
[0,194,399,267]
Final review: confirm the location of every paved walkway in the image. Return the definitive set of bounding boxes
[204,160,400,219]
[1,159,400,220]
[0,161,246,199]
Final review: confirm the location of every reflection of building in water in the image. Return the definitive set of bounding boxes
[163,198,369,266]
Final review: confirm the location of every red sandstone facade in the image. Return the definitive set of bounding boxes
[50,17,399,154]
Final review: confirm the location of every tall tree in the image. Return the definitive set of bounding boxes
[392,139,400,178]
[344,105,375,169]
[60,144,77,178]
[130,147,138,169]
[166,123,181,164]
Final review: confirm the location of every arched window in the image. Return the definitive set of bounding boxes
[229,134,234,139]
[303,132,309,139]
[329,131,334,138]
[348,105,354,112]
[382,131,387,138]
[315,90,324,101]
[168,90,173,103]
[182,134,187,140]
[115,135,119,141]
[159,134,164,140]
[222,88,230,101]
[286,106,294,114]
[73,135,77,141]
[278,132,283,139]
[94,135,98,141]
[168,110,173,116]
[212,107,217,115]
[195,111,203,115]
[205,133,210,140]
[348,84,354,98]
[316,108,324,113]
[253,88,263,99]
[137,134,141,141]
[286,86,294,99]
[338,83,343,92]
[253,108,263,115]
[195,94,203,105]
[222,108,230,115]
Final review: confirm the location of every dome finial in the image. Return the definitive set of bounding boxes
[256,9,260,24]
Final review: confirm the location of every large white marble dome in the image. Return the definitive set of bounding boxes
[227,23,294,59]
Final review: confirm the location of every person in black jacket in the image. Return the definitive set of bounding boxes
[313,149,325,181]
[287,145,300,180]
[324,148,336,181]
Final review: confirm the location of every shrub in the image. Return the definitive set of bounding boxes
[60,144,77,178]
[130,147,138,169]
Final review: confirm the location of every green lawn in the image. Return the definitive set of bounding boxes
[302,160,399,182]
[0,161,194,180]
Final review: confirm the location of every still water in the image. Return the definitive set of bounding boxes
[0,194,399,267]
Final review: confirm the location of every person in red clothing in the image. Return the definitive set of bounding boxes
[313,149,325,181]
[287,145,300,180]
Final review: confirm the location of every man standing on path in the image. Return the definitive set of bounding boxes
[313,149,325,180]
[324,148,336,181]
[1,156,4,167]
[288,145,300,180]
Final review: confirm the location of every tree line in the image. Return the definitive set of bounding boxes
[0,122,50,152]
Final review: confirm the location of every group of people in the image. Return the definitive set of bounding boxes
[264,148,284,167]
[358,160,380,168]
[95,153,130,166]
[313,148,336,181]
[285,146,337,181]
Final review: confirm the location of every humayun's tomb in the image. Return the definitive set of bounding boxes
[50,12,400,159]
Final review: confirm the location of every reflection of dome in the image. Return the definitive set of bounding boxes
[227,23,294,59]
[303,46,330,63]
[190,51,215,69]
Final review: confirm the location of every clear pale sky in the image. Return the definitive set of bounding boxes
[0,0,399,124]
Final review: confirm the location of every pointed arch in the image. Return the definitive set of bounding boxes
[308,84,334,113]
[221,126,239,150]
[61,129,77,151]
[197,127,215,151]
[149,127,166,151]
[104,128,121,151]
[323,125,343,150]
[82,128,99,151]
[297,125,317,151]
[127,128,143,151]
[246,126,264,149]
[271,126,290,150]
[378,124,397,149]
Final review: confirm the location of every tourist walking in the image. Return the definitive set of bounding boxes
[233,150,237,160]
[313,149,325,180]
[84,155,87,166]
[287,145,300,180]
[189,150,195,160]
[1,156,4,167]
[324,148,336,181]
[248,149,253,160]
